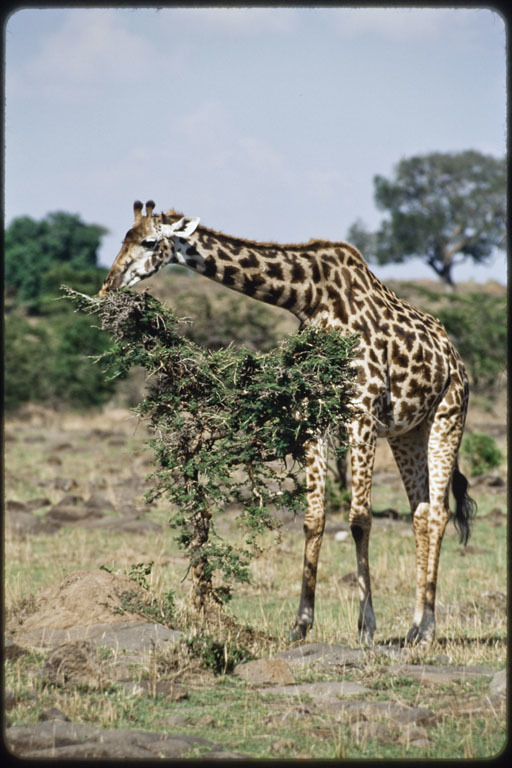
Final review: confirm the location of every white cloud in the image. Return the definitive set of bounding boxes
[328,7,485,41]
[166,7,300,36]
[8,8,172,105]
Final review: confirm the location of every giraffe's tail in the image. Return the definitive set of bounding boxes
[451,461,477,546]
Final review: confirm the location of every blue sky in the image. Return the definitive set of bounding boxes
[4,6,507,284]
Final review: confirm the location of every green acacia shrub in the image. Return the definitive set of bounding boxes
[65,287,358,610]
[461,431,504,477]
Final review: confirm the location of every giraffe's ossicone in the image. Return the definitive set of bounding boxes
[100,200,477,645]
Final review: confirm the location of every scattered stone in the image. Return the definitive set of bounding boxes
[398,724,431,748]
[350,719,396,743]
[320,698,435,727]
[5,507,60,538]
[85,492,116,513]
[389,663,496,685]
[16,620,183,658]
[441,694,506,717]
[25,497,52,510]
[275,643,364,672]
[258,680,368,700]
[40,640,104,689]
[38,708,70,722]
[46,505,105,523]
[234,657,296,686]
[490,668,506,697]
[5,721,211,759]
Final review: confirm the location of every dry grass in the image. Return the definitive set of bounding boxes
[4,395,507,760]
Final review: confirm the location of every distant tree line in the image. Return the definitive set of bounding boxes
[4,211,115,410]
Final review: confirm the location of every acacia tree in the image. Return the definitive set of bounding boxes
[65,287,357,611]
[348,150,506,286]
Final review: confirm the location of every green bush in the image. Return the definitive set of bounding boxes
[461,431,504,477]
[66,287,357,610]
[435,292,506,394]
[4,309,117,412]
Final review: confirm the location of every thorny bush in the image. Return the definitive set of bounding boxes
[64,287,358,610]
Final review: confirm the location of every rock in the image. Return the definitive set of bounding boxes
[46,504,105,523]
[85,492,116,513]
[16,620,183,658]
[442,694,506,717]
[38,708,70,722]
[234,658,296,686]
[398,724,430,746]
[25,497,52,510]
[350,719,396,743]
[321,698,435,727]
[5,722,211,759]
[275,643,364,671]
[490,668,506,696]
[389,663,496,685]
[40,640,104,689]
[5,508,60,538]
[257,680,368,700]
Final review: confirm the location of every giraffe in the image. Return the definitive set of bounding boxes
[100,200,476,645]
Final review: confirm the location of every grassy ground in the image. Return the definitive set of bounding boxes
[4,398,507,760]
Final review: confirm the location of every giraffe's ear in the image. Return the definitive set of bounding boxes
[171,217,200,238]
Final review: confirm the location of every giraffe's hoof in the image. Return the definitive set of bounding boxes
[358,628,375,647]
[288,621,310,642]
[406,623,435,646]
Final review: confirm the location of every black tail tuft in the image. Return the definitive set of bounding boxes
[452,465,477,546]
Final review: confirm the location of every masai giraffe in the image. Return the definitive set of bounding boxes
[100,200,476,645]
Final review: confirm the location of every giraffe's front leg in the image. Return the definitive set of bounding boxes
[290,438,327,640]
[349,427,377,645]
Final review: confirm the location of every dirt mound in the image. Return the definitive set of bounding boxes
[11,570,149,635]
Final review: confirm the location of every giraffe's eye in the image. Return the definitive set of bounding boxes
[142,238,158,249]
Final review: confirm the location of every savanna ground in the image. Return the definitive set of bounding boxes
[3,277,508,761]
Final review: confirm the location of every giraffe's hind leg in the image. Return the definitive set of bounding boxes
[390,390,467,645]
[388,425,431,643]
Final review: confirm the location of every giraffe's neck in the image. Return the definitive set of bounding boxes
[172,227,322,323]
[171,226,384,327]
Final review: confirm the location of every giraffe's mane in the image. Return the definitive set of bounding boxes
[161,208,366,262]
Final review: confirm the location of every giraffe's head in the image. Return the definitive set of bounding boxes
[99,200,200,295]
